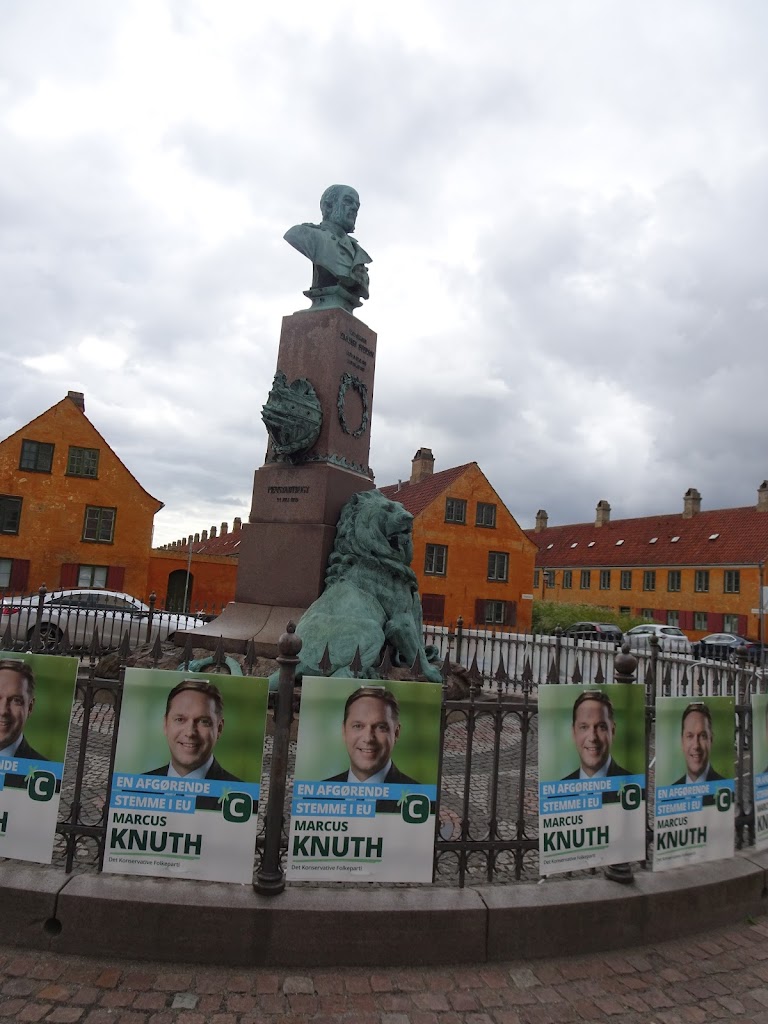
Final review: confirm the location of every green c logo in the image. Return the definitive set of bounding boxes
[715,788,733,813]
[620,784,642,811]
[222,793,252,823]
[401,794,430,824]
[28,770,56,803]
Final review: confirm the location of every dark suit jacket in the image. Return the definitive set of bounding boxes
[3,734,54,793]
[324,762,418,785]
[13,735,49,762]
[561,758,630,781]
[673,764,724,785]
[146,757,242,782]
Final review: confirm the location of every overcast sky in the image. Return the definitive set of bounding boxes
[2,1,768,546]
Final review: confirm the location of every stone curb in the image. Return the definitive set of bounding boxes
[1,853,766,967]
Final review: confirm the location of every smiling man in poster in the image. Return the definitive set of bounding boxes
[288,678,441,883]
[538,684,646,876]
[104,668,268,884]
[0,654,77,864]
[654,696,734,872]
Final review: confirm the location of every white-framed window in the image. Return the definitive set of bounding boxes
[67,446,100,478]
[83,506,116,543]
[476,502,496,528]
[0,558,11,589]
[620,570,632,590]
[562,570,572,589]
[667,610,680,626]
[77,565,108,588]
[723,614,739,632]
[444,498,466,524]
[667,570,681,592]
[599,570,611,590]
[694,611,708,631]
[694,570,709,593]
[643,571,656,592]
[424,544,447,576]
[580,570,591,589]
[724,570,741,594]
[487,551,509,582]
[485,600,505,624]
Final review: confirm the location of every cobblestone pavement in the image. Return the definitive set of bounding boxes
[4,917,768,1023]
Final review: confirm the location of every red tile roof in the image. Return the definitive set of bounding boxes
[379,463,475,516]
[155,532,243,558]
[526,506,768,568]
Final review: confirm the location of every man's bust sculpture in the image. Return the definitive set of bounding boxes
[284,184,371,314]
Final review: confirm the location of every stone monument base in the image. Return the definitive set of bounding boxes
[174,602,306,657]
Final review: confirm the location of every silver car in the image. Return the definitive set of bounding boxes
[624,623,692,655]
[0,589,205,650]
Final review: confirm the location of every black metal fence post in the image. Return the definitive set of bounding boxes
[255,622,301,895]
[145,592,156,645]
[455,616,464,664]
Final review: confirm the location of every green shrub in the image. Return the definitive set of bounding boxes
[532,601,645,636]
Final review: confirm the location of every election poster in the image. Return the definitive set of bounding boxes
[104,668,268,883]
[654,696,735,872]
[538,684,646,875]
[0,652,78,864]
[287,677,442,882]
[753,692,768,850]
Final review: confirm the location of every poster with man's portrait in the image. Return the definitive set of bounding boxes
[538,684,646,875]
[654,696,735,872]
[104,668,268,884]
[752,692,768,850]
[0,653,78,863]
[287,677,442,882]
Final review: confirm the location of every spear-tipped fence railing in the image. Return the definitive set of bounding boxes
[0,606,765,888]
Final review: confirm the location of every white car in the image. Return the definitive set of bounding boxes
[0,589,205,650]
[624,624,692,656]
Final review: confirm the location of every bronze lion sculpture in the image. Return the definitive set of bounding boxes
[286,489,442,684]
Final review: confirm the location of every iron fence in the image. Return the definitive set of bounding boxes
[0,618,765,889]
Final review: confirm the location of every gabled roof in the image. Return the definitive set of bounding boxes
[4,394,163,512]
[526,506,768,568]
[379,463,475,516]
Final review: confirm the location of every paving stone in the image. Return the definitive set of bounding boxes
[171,992,199,1009]
[282,974,314,994]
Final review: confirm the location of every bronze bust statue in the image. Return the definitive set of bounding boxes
[284,185,372,314]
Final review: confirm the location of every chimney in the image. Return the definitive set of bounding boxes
[410,447,435,484]
[683,487,701,518]
[233,517,242,531]
[220,522,228,536]
[210,526,217,538]
[67,391,85,412]
[194,533,200,543]
[534,509,548,533]
[758,481,768,512]
[201,529,208,541]
[595,499,611,527]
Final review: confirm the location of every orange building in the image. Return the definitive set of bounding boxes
[0,392,162,597]
[149,523,241,613]
[380,449,537,629]
[525,485,768,641]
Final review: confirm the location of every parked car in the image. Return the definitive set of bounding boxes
[0,589,206,650]
[562,622,623,644]
[691,633,766,665]
[624,624,692,656]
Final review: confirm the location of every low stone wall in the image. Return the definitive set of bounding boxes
[3,852,767,967]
